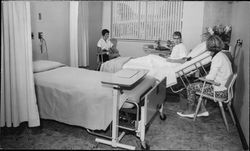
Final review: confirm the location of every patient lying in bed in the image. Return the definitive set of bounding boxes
[101,40,209,87]
[124,41,207,81]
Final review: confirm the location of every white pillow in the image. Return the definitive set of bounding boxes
[187,41,207,58]
[33,60,66,73]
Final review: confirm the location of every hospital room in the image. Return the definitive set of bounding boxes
[1,1,249,150]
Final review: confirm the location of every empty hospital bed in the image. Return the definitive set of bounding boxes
[33,60,166,150]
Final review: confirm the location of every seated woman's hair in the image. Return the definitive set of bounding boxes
[173,31,182,39]
[206,35,225,54]
[102,29,110,36]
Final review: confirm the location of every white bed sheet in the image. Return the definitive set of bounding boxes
[34,66,127,130]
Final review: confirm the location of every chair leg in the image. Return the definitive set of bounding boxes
[193,97,202,121]
[218,102,229,131]
[227,103,236,125]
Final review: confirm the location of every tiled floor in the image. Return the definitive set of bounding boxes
[0,93,244,150]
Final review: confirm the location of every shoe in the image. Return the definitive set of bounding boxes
[197,111,209,117]
[177,112,195,118]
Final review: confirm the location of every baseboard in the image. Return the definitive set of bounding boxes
[232,106,249,150]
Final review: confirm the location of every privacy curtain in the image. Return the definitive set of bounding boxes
[1,1,40,127]
[78,1,89,67]
[69,1,89,67]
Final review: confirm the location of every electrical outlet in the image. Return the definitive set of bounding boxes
[38,32,43,39]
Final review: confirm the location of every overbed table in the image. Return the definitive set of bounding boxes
[97,69,148,150]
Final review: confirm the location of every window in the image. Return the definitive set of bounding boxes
[111,1,184,41]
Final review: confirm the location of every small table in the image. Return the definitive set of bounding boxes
[143,44,171,58]
[96,69,148,150]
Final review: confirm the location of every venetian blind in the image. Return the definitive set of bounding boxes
[111,1,184,41]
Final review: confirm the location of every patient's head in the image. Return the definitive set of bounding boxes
[173,31,182,45]
[206,35,224,56]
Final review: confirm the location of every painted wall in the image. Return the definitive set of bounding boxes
[30,1,70,65]
[102,1,111,30]
[202,1,232,34]
[182,1,204,51]
[102,1,205,57]
[230,2,249,146]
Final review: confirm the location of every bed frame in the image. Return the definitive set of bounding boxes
[170,54,211,93]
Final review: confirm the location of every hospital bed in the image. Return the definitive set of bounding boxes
[100,42,212,93]
[33,60,166,150]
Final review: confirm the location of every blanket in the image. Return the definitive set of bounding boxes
[123,54,179,87]
[100,56,132,73]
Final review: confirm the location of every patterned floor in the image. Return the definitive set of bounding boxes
[0,94,243,150]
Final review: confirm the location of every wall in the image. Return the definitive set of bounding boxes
[202,1,232,34]
[182,1,204,50]
[102,1,111,30]
[230,2,249,147]
[30,2,70,65]
[102,1,205,57]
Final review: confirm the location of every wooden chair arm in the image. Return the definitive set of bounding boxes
[198,77,221,86]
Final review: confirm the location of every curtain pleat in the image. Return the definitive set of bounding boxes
[69,1,79,67]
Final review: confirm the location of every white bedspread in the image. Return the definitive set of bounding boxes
[123,54,180,87]
[100,56,132,73]
[34,66,127,130]
[124,52,212,87]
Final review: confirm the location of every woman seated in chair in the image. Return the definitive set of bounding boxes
[177,35,233,118]
[97,29,113,63]
[97,29,120,63]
